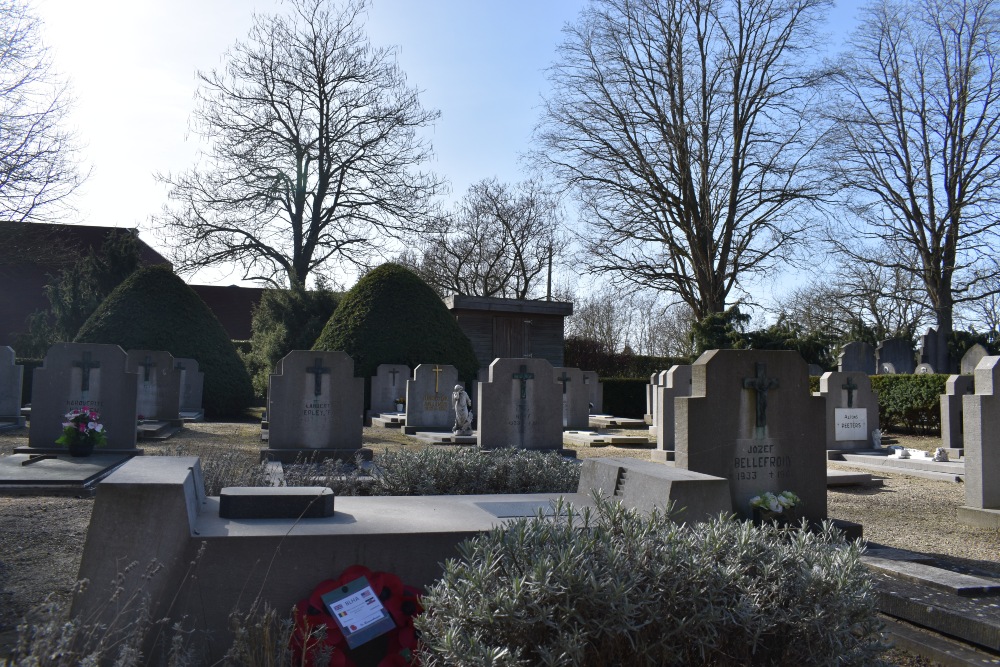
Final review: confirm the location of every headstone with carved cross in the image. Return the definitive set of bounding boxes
[369,364,410,418]
[652,365,692,461]
[263,350,367,463]
[554,367,588,429]
[958,355,1000,527]
[174,357,205,420]
[126,350,181,421]
[674,350,827,522]
[477,357,562,451]
[27,343,139,451]
[0,346,24,426]
[581,370,603,414]
[941,374,975,450]
[816,371,879,450]
[404,363,459,431]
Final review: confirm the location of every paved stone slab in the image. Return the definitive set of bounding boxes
[826,469,883,487]
[0,453,130,487]
[957,506,1000,529]
[863,544,937,563]
[839,453,966,475]
[409,431,478,446]
[474,500,562,518]
[563,430,652,447]
[219,486,335,519]
[588,415,647,429]
[865,560,1000,597]
[371,413,405,428]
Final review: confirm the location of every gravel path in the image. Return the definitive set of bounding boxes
[0,423,996,665]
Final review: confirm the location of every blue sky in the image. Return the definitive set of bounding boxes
[34,0,865,299]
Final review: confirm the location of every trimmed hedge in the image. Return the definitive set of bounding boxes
[313,263,479,382]
[870,373,949,433]
[601,378,648,418]
[565,337,687,378]
[74,266,254,417]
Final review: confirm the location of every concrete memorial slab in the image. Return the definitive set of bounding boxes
[941,375,974,452]
[402,363,458,433]
[0,346,25,429]
[958,356,1000,528]
[562,431,651,447]
[554,367,589,429]
[25,343,139,453]
[0,452,129,493]
[477,357,563,451]
[126,350,181,421]
[675,350,827,522]
[369,364,409,418]
[652,365,692,463]
[877,338,915,375]
[838,341,876,375]
[961,344,988,375]
[174,357,205,421]
[582,371,603,414]
[262,350,368,463]
[817,371,879,450]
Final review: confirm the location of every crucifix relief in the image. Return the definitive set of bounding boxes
[742,363,779,429]
[73,352,101,392]
[305,358,330,397]
[432,365,443,394]
[557,371,571,395]
[388,368,399,387]
[138,355,156,382]
[512,365,534,400]
[842,376,858,408]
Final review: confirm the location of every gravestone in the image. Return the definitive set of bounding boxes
[262,350,367,462]
[645,372,661,424]
[919,328,938,366]
[0,346,24,426]
[404,363,458,431]
[554,367,589,429]
[958,356,1000,528]
[838,341,876,375]
[126,350,181,421]
[581,371,603,414]
[879,362,897,374]
[675,350,826,522]
[175,358,205,419]
[877,338,915,375]
[961,344,988,375]
[915,363,935,374]
[27,343,138,451]
[370,364,410,416]
[477,357,562,451]
[652,365,692,462]
[941,375,974,450]
[817,371,879,450]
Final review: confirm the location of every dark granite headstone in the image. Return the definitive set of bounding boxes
[675,350,826,522]
[876,338,915,375]
[838,341,876,375]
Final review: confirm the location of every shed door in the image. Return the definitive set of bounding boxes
[493,316,532,359]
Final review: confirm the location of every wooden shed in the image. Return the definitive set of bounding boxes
[444,295,573,371]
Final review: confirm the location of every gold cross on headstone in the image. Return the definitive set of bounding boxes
[432,365,443,393]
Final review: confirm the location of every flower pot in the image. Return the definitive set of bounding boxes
[395,403,405,412]
[68,439,95,457]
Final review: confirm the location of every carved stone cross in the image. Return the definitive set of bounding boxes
[388,368,399,387]
[432,365,443,393]
[138,355,156,382]
[557,371,571,395]
[742,363,779,428]
[512,365,534,400]
[306,358,330,397]
[73,352,101,392]
[842,376,858,408]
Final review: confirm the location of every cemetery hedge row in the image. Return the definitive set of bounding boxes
[564,337,687,378]
[600,378,647,418]
[870,373,949,433]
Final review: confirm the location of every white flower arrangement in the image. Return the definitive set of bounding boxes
[749,490,800,514]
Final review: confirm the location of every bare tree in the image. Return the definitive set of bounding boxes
[155,0,442,288]
[535,0,831,321]
[0,0,82,221]
[406,178,565,300]
[825,0,1000,370]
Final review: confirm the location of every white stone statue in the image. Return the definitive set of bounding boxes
[871,429,882,449]
[933,447,949,462]
[452,384,473,436]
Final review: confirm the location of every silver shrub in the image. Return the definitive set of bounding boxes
[416,495,886,667]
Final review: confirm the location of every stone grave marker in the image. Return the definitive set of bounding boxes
[941,374,974,450]
[961,344,988,375]
[370,364,409,416]
[915,363,935,374]
[652,365,692,463]
[263,350,366,462]
[477,358,562,451]
[581,371,603,414]
[817,371,879,450]
[404,363,458,431]
[675,350,827,522]
[958,356,1000,528]
[838,341,876,375]
[27,343,138,451]
[174,358,205,419]
[877,338,915,375]
[127,350,181,421]
[554,367,589,429]
[0,346,24,426]
[918,328,939,366]
[645,372,661,424]
[879,362,897,374]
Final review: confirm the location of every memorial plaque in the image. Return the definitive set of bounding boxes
[834,408,868,441]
